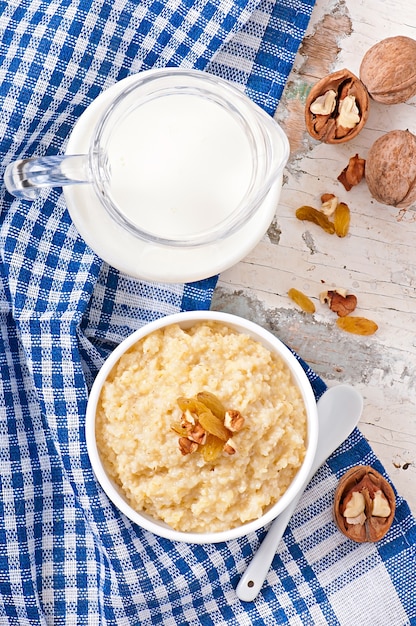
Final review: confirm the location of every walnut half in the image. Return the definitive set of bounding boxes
[305,69,369,144]
[333,466,396,542]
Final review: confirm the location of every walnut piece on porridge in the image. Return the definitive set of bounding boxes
[174,392,245,460]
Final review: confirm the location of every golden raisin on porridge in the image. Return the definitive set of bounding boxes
[173,391,245,460]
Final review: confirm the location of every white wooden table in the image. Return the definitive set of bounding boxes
[212,0,416,515]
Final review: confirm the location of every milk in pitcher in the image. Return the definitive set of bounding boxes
[104,93,255,240]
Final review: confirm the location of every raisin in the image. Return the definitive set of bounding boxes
[288,288,316,313]
[198,411,230,441]
[336,316,378,335]
[334,202,350,237]
[196,391,226,419]
[201,434,224,462]
[296,205,335,234]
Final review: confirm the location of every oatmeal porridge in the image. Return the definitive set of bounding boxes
[95,321,307,533]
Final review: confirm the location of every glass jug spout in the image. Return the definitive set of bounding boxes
[4,154,91,200]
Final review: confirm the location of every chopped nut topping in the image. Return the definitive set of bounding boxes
[187,422,207,445]
[181,412,195,430]
[223,438,237,455]
[179,437,199,456]
[173,392,245,461]
[224,410,245,432]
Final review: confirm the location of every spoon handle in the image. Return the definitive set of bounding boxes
[235,384,363,603]
[236,494,301,601]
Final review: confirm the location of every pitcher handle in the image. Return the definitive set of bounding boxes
[4,154,91,200]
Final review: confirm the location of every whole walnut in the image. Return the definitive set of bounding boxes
[360,36,416,104]
[365,129,416,208]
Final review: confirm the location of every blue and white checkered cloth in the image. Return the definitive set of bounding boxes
[1,1,416,624]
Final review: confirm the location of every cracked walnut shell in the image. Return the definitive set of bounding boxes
[334,466,396,542]
[360,36,416,104]
[305,69,369,143]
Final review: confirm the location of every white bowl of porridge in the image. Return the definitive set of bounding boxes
[86,311,318,544]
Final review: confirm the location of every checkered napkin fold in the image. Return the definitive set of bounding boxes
[1,0,415,624]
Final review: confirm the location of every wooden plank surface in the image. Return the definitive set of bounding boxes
[212,0,416,515]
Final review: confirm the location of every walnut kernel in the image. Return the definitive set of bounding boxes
[320,194,338,217]
[320,289,357,317]
[224,410,245,433]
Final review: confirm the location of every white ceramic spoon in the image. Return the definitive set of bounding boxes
[236,383,363,602]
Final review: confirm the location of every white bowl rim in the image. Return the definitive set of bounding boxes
[85,310,319,544]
